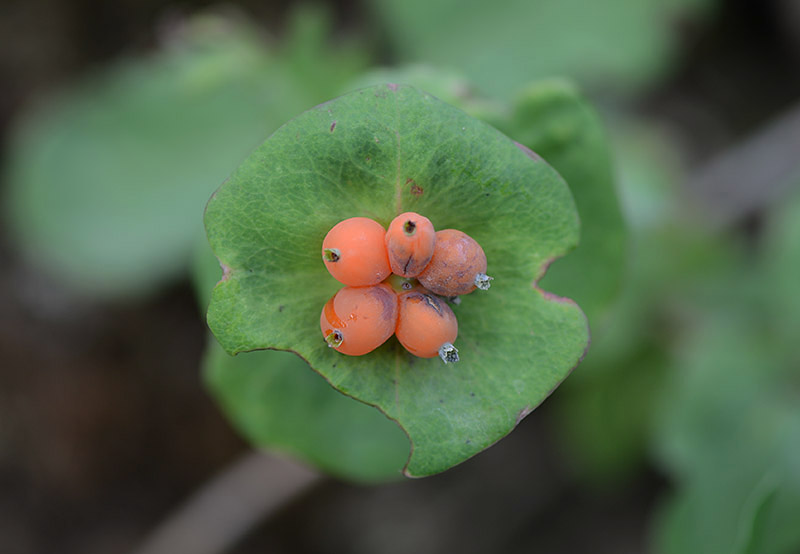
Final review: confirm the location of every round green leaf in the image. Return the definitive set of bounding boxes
[204,341,410,482]
[205,84,589,477]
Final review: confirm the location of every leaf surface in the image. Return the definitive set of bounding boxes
[204,341,410,482]
[205,84,589,476]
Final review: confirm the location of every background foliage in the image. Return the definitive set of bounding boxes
[2,0,800,552]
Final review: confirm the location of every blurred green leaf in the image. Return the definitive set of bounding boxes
[652,297,800,553]
[3,10,366,298]
[347,64,507,126]
[552,225,737,485]
[205,84,589,477]
[550,122,743,485]
[610,119,685,231]
[509,80,626,325]
[762,182,800,345]
[555,344,668,484]
[367,0,717,98]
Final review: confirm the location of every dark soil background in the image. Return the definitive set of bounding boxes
[1,0,799,552]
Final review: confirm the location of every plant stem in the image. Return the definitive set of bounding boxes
[130,451,322,554]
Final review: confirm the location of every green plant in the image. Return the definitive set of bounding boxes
[6,4,800,551]
[203,84,594,477]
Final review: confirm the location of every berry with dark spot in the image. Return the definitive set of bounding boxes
[396,287,459,363]
[320,283,398,356]
[418,229,492,296]
[385,212,436,277]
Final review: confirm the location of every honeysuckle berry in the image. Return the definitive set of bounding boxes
[322,217,391,287]
[396,286,459,363]
[417,229,492,296]
[385,212,436,278]
[320,283,398,356]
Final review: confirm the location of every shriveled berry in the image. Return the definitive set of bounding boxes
[385,212,436,277]
[417,229,492,296]
[320,283,398,356]
[322,217,391,286]
[396,287,459,362]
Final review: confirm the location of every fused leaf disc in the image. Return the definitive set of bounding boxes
[205,84,589,476]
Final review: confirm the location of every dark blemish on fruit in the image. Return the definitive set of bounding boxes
[403,220,416,235]
[278,305,285,312]
[422,294,443,316]
[330,121,336,132]
[374,286,398,322]
[403,255,413,275]
[387,83,398,91]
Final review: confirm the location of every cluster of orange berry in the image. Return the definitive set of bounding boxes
[319,213,492,363]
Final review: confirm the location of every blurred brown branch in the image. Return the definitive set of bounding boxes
[686,101,800,227]
[130,451,322,554]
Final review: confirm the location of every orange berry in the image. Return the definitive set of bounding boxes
[320,283,398,356]
[385,212,436,277]
[417,229,492,296]
[322,217,391,286]
[396,287,459,362]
